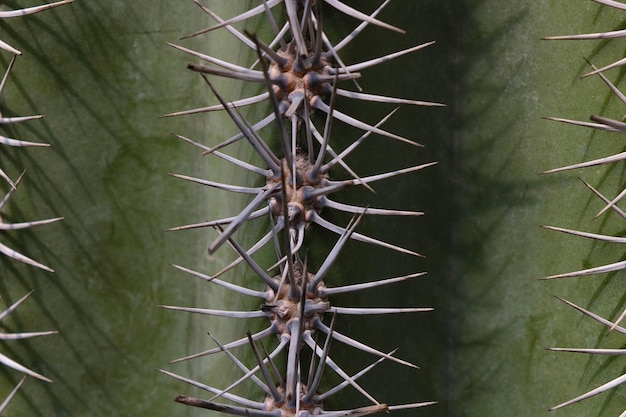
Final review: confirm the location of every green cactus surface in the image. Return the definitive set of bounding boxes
[0,1,625,417]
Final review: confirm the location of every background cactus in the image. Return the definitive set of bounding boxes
[0,1,625,417]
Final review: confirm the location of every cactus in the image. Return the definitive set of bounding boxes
[0,1,625,417]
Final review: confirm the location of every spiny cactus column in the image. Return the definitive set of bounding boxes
[0,0,72,411]
[161,1,440,416]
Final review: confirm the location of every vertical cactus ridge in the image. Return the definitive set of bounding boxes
[544,0,626,414]
[0,1,72,412]
[162,1,440,416]
[4,2,625,416]
[0,1,72,271]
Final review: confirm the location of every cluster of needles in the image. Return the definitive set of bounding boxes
[161,1,441,416]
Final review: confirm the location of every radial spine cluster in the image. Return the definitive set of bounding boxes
[162,1,441,416]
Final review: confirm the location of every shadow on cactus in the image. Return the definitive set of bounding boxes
[0,0,73,413]
[543,0,626,414]
[0,1,72,269]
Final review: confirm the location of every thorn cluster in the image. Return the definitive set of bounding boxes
[162,1,440,416]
